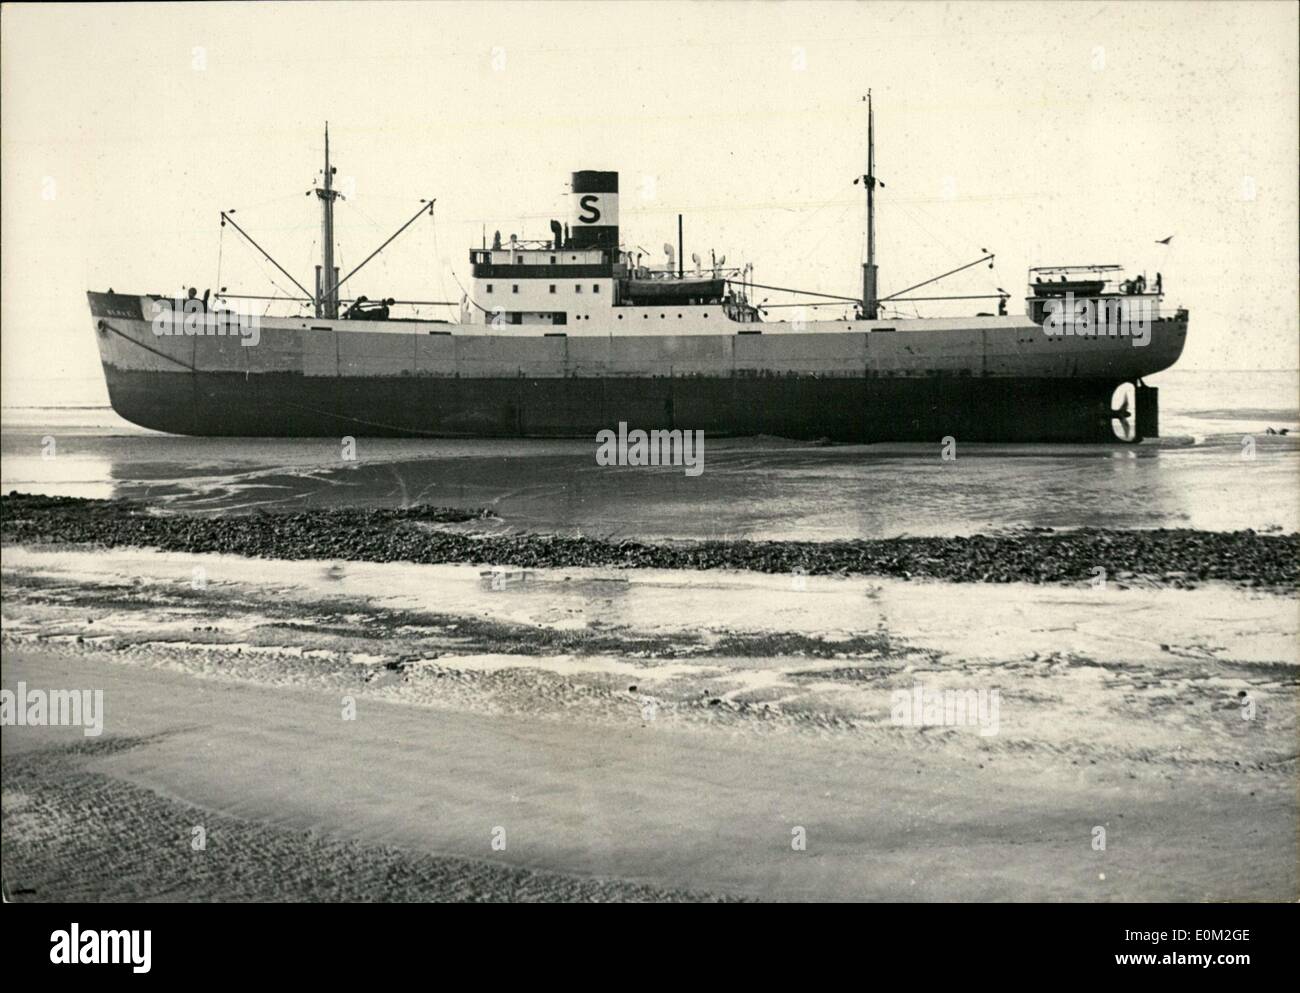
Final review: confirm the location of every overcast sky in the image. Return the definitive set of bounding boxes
[2,0,1296,404]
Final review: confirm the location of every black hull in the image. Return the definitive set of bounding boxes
[102,366,1138,442]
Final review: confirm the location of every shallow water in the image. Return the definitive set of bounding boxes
[2,369,1296,539]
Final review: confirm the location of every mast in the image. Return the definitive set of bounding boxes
[315,123,341,318]
[861,92,879,320]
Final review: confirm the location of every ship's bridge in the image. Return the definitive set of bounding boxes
[466,240,619,327]
[470,244,610,270]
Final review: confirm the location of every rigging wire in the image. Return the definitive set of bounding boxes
[881,187,966,261]
[233,193,313,212]
[873,185,1003,310]
[899,190,987,263]
[431,208,488,316]
[224,230,306,316]
[215,221,224,297]
[771,189,842,253]
[448,264,490,315]
[342,198,392,295]
[429,207,457,320]
[294,237,317,316]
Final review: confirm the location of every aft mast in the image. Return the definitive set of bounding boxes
[315,123,341,318]
[861,92,879,320]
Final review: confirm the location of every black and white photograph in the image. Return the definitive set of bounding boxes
[0,0,1296,955]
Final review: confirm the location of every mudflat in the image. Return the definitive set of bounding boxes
[3,544,1294,901]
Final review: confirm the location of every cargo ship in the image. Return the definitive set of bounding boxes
[88,100,1187,442]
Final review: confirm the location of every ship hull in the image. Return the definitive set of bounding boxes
[89,292,1187,442]
[100,365,1141,442]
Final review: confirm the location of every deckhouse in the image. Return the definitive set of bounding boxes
[464,170,755,331]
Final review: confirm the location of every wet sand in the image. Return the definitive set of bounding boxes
[3,545,1296,901]
[3,727,728,903]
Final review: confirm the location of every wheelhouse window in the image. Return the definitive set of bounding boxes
[574,284,583,293]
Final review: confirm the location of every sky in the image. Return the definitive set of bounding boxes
[2,0,1297,406]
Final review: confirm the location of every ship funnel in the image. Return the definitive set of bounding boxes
[570,170,619,255]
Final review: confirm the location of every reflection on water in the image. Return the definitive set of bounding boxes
[2,370,1296,539]
[1,451,117,501]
